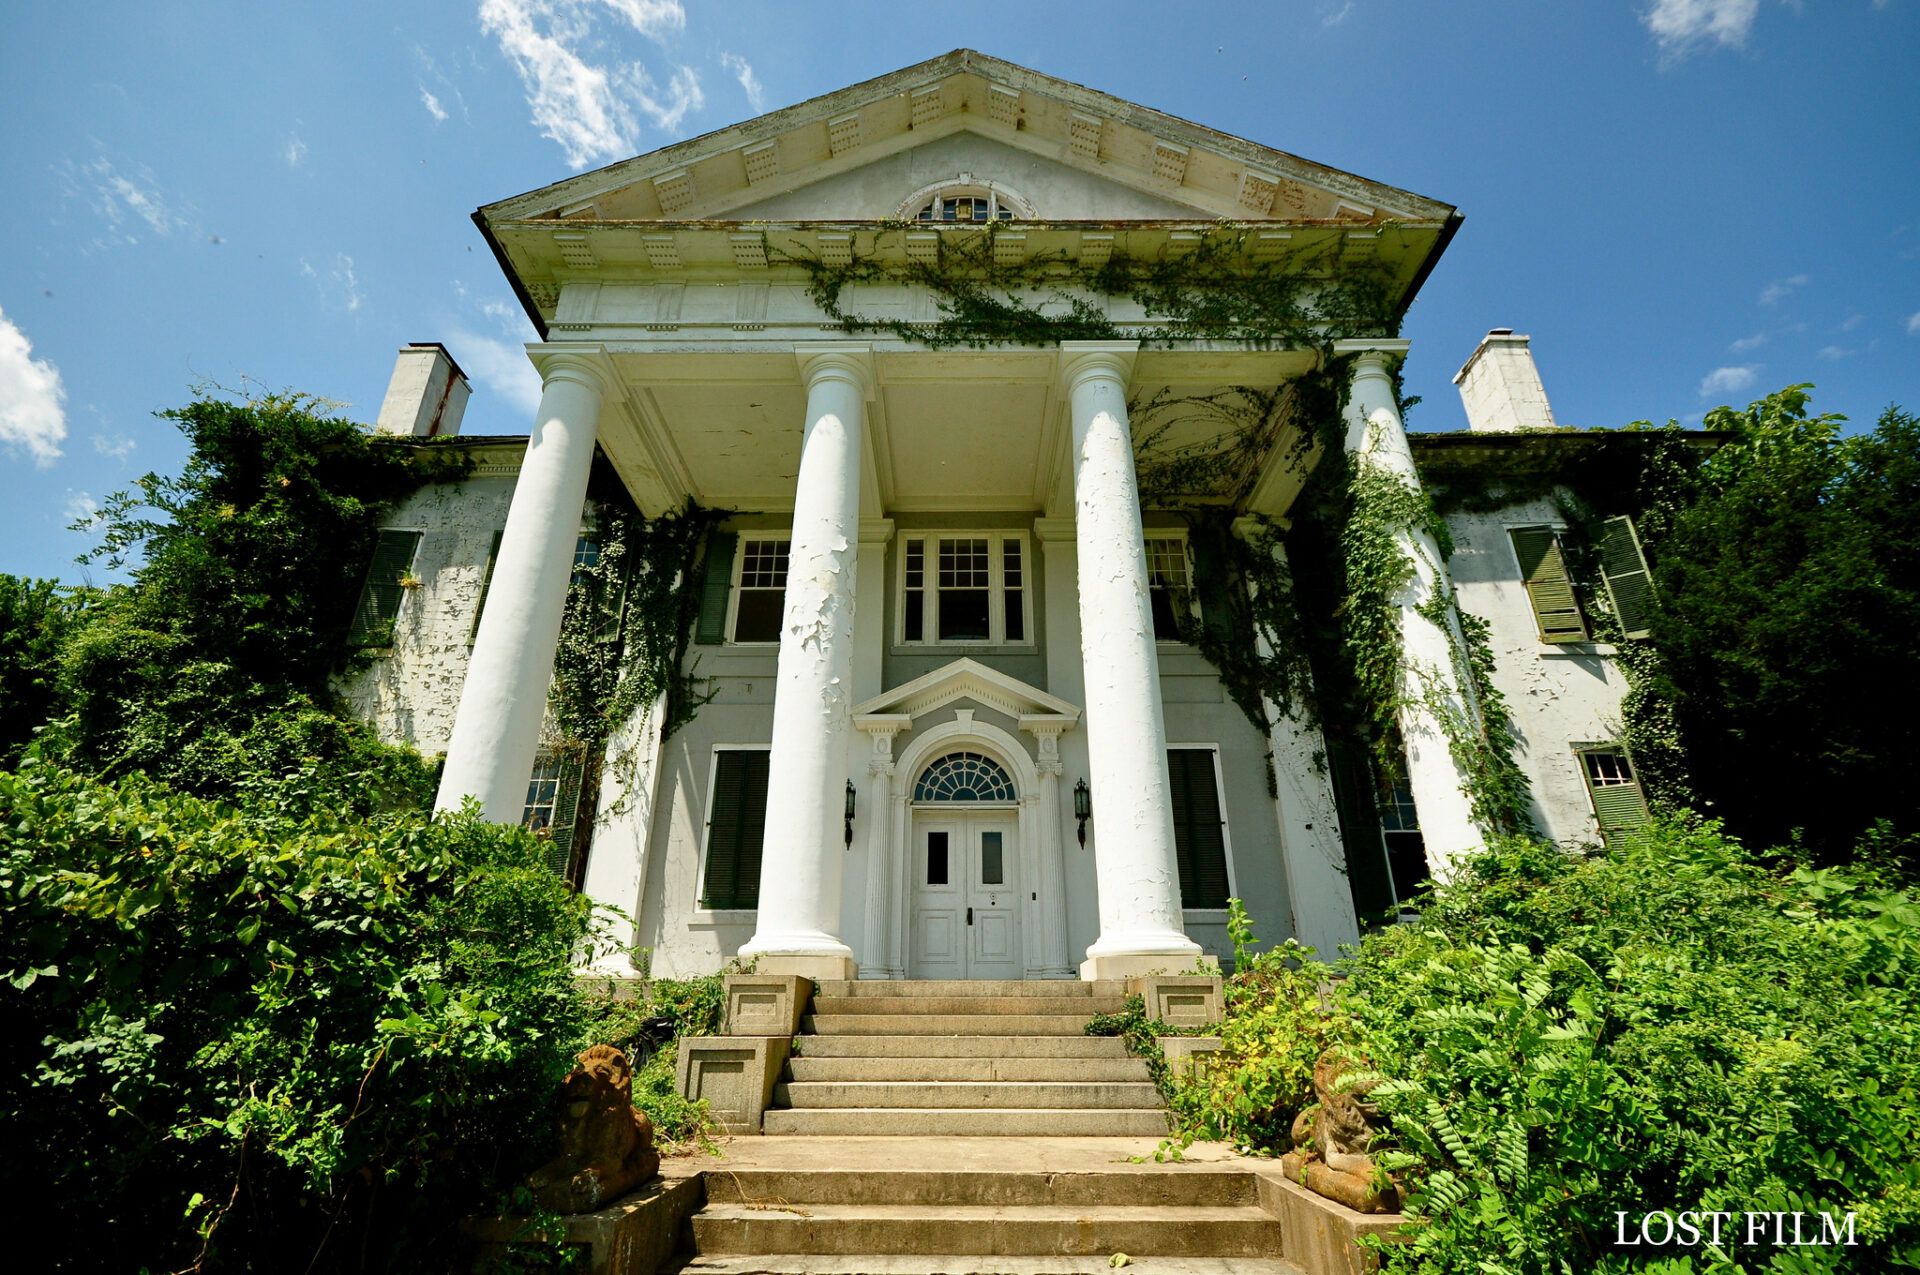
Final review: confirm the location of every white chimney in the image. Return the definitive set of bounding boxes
[1452,329,1558,433]
[375,343,471,438]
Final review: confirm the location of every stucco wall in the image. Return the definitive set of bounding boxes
[1443,499,1629,847]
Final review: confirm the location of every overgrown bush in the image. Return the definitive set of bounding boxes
[1172,824,1920,1272]
[0,755,601,1273]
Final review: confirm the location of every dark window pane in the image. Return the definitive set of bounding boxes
[1167,748,1229,908]
[734,590,783,643]
[939,589,990,641]
[904,590,924,642]
[927,832,949,885]
[703,749,770,909]
[981,831,1004,885]
[1150,588,1184,641]
[1003,591,1024,642]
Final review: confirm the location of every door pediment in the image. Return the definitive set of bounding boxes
[853,657,1079,729]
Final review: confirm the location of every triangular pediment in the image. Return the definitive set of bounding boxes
[480,49,1452,228]
[853,657,1080,725]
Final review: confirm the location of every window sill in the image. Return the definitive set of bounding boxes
[687,909,757,928]
[891,643,1038,655]
[1540,642,1618,658]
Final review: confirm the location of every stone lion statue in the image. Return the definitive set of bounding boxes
[526,1044,660,1213]
[1283,1049,1399,1213]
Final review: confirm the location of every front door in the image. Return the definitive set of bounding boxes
[910,813,1021,979]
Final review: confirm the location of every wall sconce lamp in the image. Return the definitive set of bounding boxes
[1074,778,1091,847]
[844,779,857,848]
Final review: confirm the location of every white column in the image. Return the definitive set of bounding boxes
[1023,723,1074,979]
[856,718,909,980]
[740,347,873,981]
[435,350,606,823]
[1060,342,1207,980]
[1333,339,1483,878]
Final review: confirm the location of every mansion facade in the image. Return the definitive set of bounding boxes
[342,52,1654,980]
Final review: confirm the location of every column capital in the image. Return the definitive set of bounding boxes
[1328,338,1411,376]
[528,345,616,397]
[1033,516,1077,543]
[858,517,896,545]
[1057,341,1139,396]
[795,344,876,399]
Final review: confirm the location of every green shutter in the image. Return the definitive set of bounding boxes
[350,530,422,644]
[546,754,588,877]
[468,530,504,646]
[694,530,738,646]
[1510,527,1587,644]
[1596,515,1656,639]
[1187,533,1236,646]
[702,749,769,909]
[1167,748,1230,909]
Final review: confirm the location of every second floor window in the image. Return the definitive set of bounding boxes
[731,538,790,643]
[1146,537,1191,641]
[899,532,1030,646]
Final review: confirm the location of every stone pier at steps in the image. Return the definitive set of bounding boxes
[767,979,1165,1137]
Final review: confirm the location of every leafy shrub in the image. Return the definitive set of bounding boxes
[0,755,598,1273]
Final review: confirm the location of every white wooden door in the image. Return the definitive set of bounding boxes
[910,813,1022,979]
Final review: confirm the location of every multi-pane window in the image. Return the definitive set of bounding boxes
[1377,772,1430,903]
[522,757,564,833]
[1580,747,1651,848]
[1167,748,1231,909]
[702,749,770,910]
[1146,537,1191,641]
[898,532,1031,646]
[914,194,1016,222]
[732,538,790,644]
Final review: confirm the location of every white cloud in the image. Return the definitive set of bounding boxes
[64,490,98,522]
[1759,273,1808,306]
[1321,1,1355,26]
[92,432,136,460]
[1842,313,1864,332]
[0,307,68,467]
[283,134,308,167]
[1643,0,1761,54]
[1906,310,1920,335]
[446,328,543,416]
[720,52,764,111]
[1817,345,1851,361]
[300,253,363,313]
[1700,364,1759,397]
[421,86,449,121]
[479,0,704,169]
[1728,332,1766,353]
[61,153,189,245]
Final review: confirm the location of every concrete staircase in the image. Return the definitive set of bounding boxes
[761,980,1169,1137]
[672,1163,1295,1274]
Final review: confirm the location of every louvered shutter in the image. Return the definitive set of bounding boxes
[1187,534,1235,646]
[546,754,588,876]
[1167,749,1230,908]
[702,749,769,909]
[1509,527,1587,643]
[1596,515,1656,639]
[350,530,422,643]
[694,531,737,645]
[468,530,504,646]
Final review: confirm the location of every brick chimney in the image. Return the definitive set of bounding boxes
[1453,329,1558,433]
[374,343,471,438]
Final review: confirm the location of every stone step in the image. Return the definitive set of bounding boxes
[688,1203,1281,1258]
[812,996,1128,1017]
[820,980,1126,998]
[701,1168,1256,1208]
[669,1258,1301,1275]
[793,1036,1130,1059]
[776,1081,1164,1110]
[786,1057,1150,1084]
[760,1108,1172,1137]
[804,1015,1097,1036]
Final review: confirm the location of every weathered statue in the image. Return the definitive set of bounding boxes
[1282,1049,1400,1213]
[526,1044,661,1213]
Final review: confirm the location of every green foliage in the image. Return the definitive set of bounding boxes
[45,388,469,807]
[0,755,600,1273]
[1642,388,1920,863]
[1085,994,1188,1094]
[1177,825,1920,1273]
[0,576,96,767]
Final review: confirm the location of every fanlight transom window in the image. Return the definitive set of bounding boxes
[902,182,1034,224]
[914,751,1017,802]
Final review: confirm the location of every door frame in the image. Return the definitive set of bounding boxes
[907,808,1022,979]
[881,718,1071,979]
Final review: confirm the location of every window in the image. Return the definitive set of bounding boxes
[1509,526,1587,644]
[701,749,770,909]
[1377,772,1430,903]
[350,529,422,645]
[914,751,1018,802]
[1579,746,1651,848]
[1146,537,1192,641]
[522,757,563,833]
[897,531,1032,646]
[522,754,584,878]
[468,530,504,646]
[1167,748,1230,909]
[731,538,790,644]
[898,181,1035,223]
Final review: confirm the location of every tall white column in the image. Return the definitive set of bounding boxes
[435,350,606,823]
[1333,339,1484,878]
[740,347,873,981]
[1060,342,1207,980]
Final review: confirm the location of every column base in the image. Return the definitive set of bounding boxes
[747,953,860,982]
[1080,947,1218,981]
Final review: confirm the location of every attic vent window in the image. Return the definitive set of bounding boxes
[904,181,1034,224]
[918,193,1010,223]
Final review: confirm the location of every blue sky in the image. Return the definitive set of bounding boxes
[3,0,1916,582]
